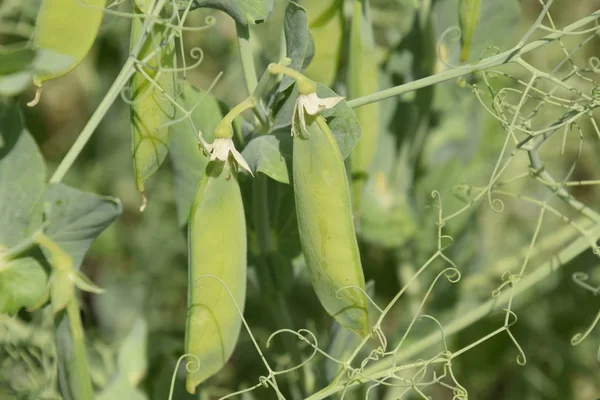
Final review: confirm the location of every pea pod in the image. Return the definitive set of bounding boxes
[459,0,481,62]
[33,0,107,86]
[129,9,176,194]
[348,0,379,210]
[293,114,370,337]
[185,159,247,393]
[303,0,344,86]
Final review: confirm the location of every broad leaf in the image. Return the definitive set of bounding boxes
[0,100,45,248]
[280,2,311,91]
[43,183,122,268]
[241,130,291,184]
[190,0,273,25]
[169,82,222,226]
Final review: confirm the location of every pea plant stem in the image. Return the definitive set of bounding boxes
[235,22,258,95]
[49,0,170,184]
[306,222,600,400]
[64,295,94,400]
[347,8,600,109]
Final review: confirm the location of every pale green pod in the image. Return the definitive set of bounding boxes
[293,115,369,337]
[33,0,107,85]
[348,0,379,210]
[303,0,344,86]
[129,10,176,193]
[185,160,247,394]
[459,0,481,62]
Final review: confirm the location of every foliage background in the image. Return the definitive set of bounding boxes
[1,0,600,399]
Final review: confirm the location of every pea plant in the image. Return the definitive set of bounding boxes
[1,0,600,399]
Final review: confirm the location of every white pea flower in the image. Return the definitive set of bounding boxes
[204,136,253,176]
[292,92,344,137]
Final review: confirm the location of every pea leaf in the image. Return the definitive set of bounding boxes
[241,130,292,184]
[190,0,273,25]
[42,184,122,268]
[0,100,45,248]
[169,82,222,226]
[130,12,177,193]
[280,1,312,91]
[0,258,47,315]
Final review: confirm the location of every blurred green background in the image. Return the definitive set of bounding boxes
[1,0,600,399]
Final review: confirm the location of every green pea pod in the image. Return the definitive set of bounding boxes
[129,10,176,194]
[185,160,247,393]
[303,0,344,86]
[348,0,379,211]
[33,0,107,86]
[293,114,369,337]
[459,0,481,62]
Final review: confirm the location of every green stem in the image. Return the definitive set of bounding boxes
[49,0,170,184]
[235,22,258,94]
[267,63,316,94]
[64,296,94,400]
[347,8,600,109]
[306,222,600,399]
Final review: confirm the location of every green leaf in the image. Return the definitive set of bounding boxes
[43,183,122,268]
[130,11,177,193]
[169,83,222,227]
[190,0,273,25]
[318,85,362,159]
[0,258,47,315]
[0,100,45,248]
[303,0,344,86]
[241,130,291,184]
[280,2,311,91]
